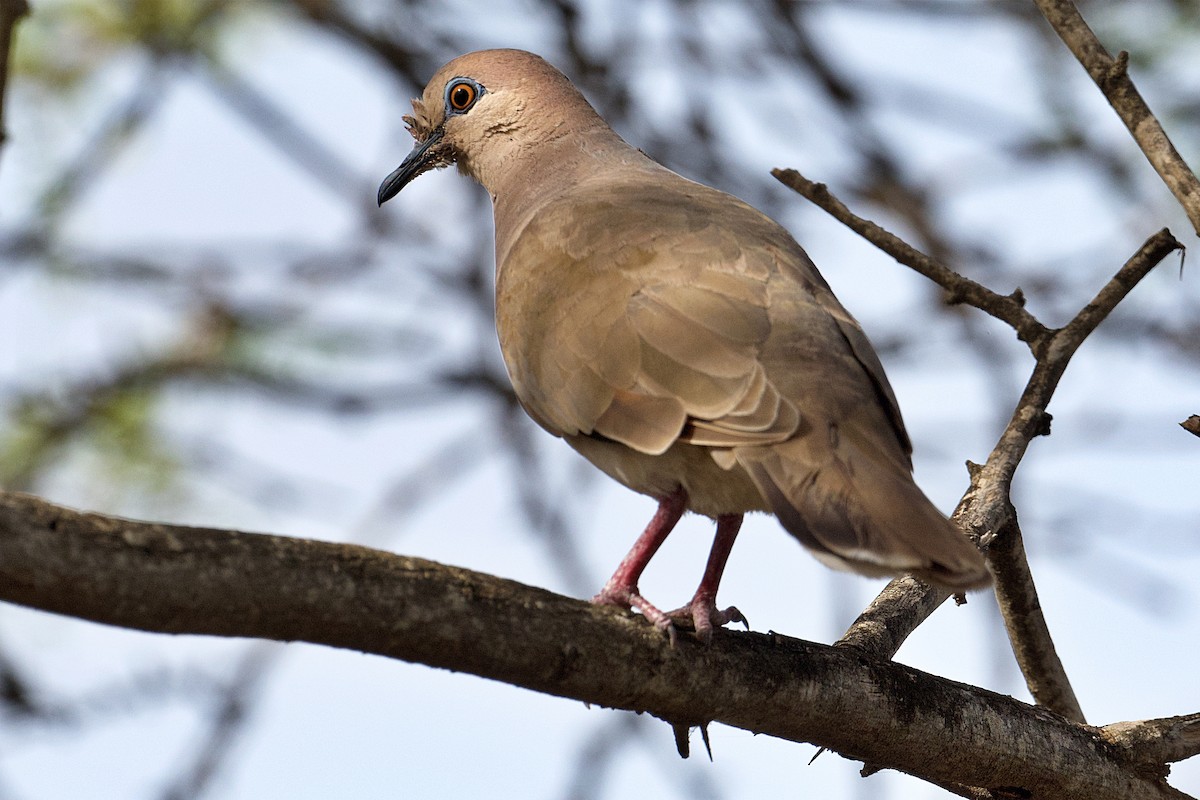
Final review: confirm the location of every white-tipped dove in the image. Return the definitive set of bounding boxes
[378,49,989,641]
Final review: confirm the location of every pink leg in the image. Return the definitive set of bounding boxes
[592,488,687,635]
[667,513,748,643]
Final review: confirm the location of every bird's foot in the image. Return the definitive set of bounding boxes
[592,585,682,643]
[665,593,748,645]
[593,585,746,645]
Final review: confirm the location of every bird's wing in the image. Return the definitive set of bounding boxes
[495,174,907,458]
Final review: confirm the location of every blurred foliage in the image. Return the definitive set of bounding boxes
[0,370,182,493]
[13,0,245,91]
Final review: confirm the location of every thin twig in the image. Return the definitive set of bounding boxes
[1059,228,1184,345]
[771,168,1050,350]
[1032,0,1200,237]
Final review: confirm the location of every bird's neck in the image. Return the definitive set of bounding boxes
[485,126,660,269]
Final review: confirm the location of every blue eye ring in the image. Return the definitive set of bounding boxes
[445,78,484,114]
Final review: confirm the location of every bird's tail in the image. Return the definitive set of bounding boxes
[736,427,990,590]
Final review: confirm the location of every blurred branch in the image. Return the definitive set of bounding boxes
[1,295,514,490]
[159,642,281,800]
[0,643,34,716]
[0,0,28,155]
[1,303,240,490]
[496,402,595,595]
[1033,0,1200,237]
[33,56,176,225]
[1,661,226,727]
[197,54,366,204]
[560,714,722,800]
[0,491,1193,800]
[285,0,433,86]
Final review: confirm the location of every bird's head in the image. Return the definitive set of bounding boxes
[377,49,609,205]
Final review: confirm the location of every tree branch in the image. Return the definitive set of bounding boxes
[1104,714,1200,767]
[770,168,1051,351]
[0,491,1192,799]
[838,229,1179,688]
[1032,0,1200,237]
[834,576,947,661]
[785,163,1184,722]
[986,511,1084,723]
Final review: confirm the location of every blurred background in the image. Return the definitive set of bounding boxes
[1,0,1199,798]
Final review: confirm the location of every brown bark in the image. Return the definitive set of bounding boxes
[0,491,1194,799]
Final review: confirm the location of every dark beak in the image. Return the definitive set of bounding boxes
[377,128,445,206]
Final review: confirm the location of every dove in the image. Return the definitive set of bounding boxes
[378,49,989,641]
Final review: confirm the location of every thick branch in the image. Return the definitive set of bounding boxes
[835,576,947,661]
[1033,0,1200,237]
[0,491,1190,799]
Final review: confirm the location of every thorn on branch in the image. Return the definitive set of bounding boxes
[1181,416,1200,438]
[669,720,715,761]
[700,722,713,761]
[672,722,690,758]
[1009,287,1027,307]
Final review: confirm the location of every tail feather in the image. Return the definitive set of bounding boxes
[736,424,990,590]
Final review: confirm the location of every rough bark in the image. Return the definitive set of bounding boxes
[1,491,1194,799]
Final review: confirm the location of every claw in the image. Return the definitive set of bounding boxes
[666,600,749,644]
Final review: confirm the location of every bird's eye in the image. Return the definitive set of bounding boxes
[447,80,479,112]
